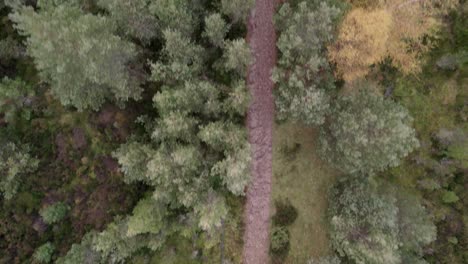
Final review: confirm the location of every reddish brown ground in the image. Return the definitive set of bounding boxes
[243,0,278,263]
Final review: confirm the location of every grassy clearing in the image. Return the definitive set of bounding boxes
[271,122,341,263]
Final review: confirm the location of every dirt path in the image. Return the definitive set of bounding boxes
[243,0,278,263]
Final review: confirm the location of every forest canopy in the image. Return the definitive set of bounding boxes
[0,0,466,263]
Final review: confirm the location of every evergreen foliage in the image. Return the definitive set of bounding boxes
[328,176,436,264]
[270,226,290,254]
[39,201,70,224]
[0,142,38,200]
[10,2,142,110]
[55,232,101,264]
[125,198,167,237]
[273,1,341,125]
[203,13,230,48]
[59,198,176,263]
[112,0,252,240]
[224,39,251,75]
[0,77,34,124]
[149,0,197,36]
[0,0,461,262]
[92,218,148,262]
[221,0,254,23]
[97,0,158,41]
[272,199,298,226]
[0,36,22,61]
[319,86,419,174]
[33,242,55,263]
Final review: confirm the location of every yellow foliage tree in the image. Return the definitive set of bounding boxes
[330,0,459,82]
[328,8,392,82]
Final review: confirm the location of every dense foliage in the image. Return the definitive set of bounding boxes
[330,0,459,81]
[328,176,436,264]
[57,0,252,262]
[273,1,341,125]
[319,85,419,174]
[33,242,55,263]
[10,1,143,110]
[0,77,34,124]
[113,8,251,238]
[0,0,465,263]
[0,142,38,200]
[273,1,466,263]
[39,201,70,224]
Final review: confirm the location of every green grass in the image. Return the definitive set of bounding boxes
[271,122,341,263]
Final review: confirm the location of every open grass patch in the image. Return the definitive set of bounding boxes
[271,122,341,263]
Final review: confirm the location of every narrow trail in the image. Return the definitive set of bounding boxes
[243,0,278,263]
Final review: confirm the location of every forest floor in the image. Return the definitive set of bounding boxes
[271,123,340,263]
[242,0,278,263]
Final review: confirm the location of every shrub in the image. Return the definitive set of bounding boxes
[307,255,341,264]
[33,242,55,263]
[272,199,298,227]
[451,4,468,51]
[442,191,459,204]
[436,54,459,71]
[445,139,468,169]
[39,202,69,224]
[270,226,290,255]
[0,77,35,125]
[0,142,39,200]
[0,37,23,61]
[55,232,101,264]
[346,0,382,8]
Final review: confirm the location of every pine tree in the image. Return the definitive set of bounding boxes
[97,0,158,41]
[0,37,23,61]
[33,242,55,263]
[113,1,252,234]
[10,2,142,110]
[273,1,341,125]
[203,13,230,48]
[0,142,38,200]
[221,0,254,23]
[328,176,436,264]
[126,198,167,237]
[224,39,251,76]
[319,85,419,174]
[0,77,35,125]
[39,201,70,224]
[92,218,147,262]
[55,232,102,264]
[150,29,204,83]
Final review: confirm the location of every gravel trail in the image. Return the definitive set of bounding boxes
[243,0,278,263]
